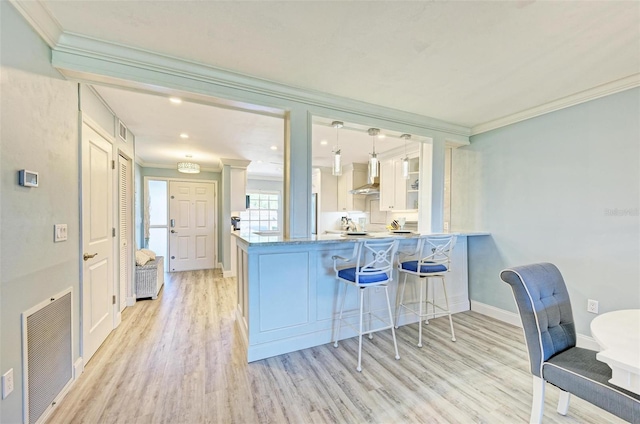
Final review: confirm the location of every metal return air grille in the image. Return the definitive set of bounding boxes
[24,291,72,424]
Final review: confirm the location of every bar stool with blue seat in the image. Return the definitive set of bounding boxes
[395,234,457,347]
[332,238,400,372]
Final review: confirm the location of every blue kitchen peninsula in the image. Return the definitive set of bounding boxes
[232,231,487,362]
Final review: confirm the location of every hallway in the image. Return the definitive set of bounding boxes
[47,270,623,423]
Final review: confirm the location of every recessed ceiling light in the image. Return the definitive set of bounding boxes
[270,146,277,150]
[257,160,263,163]
[169,97,182,104]
[180,133,189,139]
[320,140,328,145]
[378,134,386,139]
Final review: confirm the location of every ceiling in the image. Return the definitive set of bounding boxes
[30,1,640,177]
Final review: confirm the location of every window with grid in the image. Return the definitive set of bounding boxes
[239,192,279,232]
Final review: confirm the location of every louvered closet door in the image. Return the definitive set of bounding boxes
[118,154,132,311]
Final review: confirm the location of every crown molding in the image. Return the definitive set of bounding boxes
[219,158,252,168]
[471,73,640,136]
[51,33,471,139]
[9,0,63,48]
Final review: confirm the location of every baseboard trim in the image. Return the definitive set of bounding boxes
[471,300,601,351]
[471,300,522,327]
[223,269,235,278]
[73,357,84,380]
[576,334,600,351]
[126,296,136,307]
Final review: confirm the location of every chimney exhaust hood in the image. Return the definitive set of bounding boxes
[349,177,380,195]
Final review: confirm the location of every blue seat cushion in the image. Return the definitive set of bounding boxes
[543,347,640,422]
[400,261,447,274]
[338,267,389,284]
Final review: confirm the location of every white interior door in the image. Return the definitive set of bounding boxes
[169,181,216,272]
[118,154,132,311]
[82,121,114,363]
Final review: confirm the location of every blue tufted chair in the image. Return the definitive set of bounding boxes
[501,263,640,423]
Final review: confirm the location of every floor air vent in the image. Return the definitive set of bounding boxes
[22,288,73,424]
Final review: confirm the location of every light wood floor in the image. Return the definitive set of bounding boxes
[48,269,624,424]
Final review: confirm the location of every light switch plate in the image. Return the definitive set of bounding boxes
[54,224,68,242]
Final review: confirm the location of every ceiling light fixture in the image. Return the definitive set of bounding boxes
[400,134,411,180]
[270,146,278,151]
[177,162,200,174]
[367,128,380,183]
[179,133,189,139]
[320,140,328,145]
[169,97,182,104]
[331,121,344,176]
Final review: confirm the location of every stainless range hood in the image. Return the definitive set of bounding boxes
[349,177,380,195]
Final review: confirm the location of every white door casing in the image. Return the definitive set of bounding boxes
[81,121,115,363]
[169,181,216,272]
[118,154,132,311]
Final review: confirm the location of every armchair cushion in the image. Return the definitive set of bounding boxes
[543,347,640,422]
[400,260,447,274]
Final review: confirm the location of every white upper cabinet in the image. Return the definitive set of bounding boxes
[230,167,248,211]
[313,167,338,212]
[379,148,419,211]
[337,163,367,212]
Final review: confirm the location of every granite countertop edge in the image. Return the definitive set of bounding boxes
[231,230,489,246]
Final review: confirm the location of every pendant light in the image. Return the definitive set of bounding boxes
[331,121,343,176]
[367,128,380,183]
[400,134,411,179]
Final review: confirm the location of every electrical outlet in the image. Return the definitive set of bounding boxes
[587,299,599,314]
[2,368,14,399]
[54,224,68,242]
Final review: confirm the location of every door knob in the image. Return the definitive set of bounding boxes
[83,252,98,261]
[171,230,178,233]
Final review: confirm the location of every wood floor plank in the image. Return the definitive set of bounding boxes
[46,269,626,424]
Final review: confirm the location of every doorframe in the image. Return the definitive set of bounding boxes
[143,176,219,272]
[78,112,119,362]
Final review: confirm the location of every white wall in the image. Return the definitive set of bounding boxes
[451,88,640,335]
[1,3,80,422]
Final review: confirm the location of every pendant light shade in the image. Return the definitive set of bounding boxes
[400,134,411,180]
[401,157,410,179]
[177,162,200,173]
[331,121,343,176]
[367,128,380,183]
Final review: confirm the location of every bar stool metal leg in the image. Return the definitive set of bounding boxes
[333,282,348,348]
[384,285,401,360]
[418,277,425,347]
[394,273,408,329]
[441,276,456,342]
[357,287,365,372]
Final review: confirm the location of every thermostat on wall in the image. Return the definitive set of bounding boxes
[18,170,38,187]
